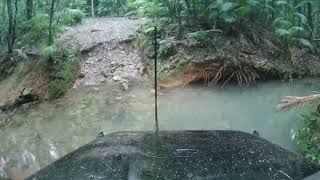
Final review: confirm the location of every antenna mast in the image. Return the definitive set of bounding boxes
[154,26,159,134]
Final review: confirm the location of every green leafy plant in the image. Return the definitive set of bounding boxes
[298,111,320,164]
[186,29,222,47]
[273,1,314,60]
[57,8,85,26]
[159,40,173,58]
[48,44,80,99]
[42,45,57,60]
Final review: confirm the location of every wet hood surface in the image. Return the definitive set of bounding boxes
[27,131,320,180]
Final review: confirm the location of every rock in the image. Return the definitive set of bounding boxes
[139,67,145,75]
[100,71,108,78]
[19,88,38,104]
[115,96,122,100]
[121,82,129,91]
[0,113,9,127]
[78,73,85,79]
[20,103,32,112]
[21,88,33,96]
[113,76,122,82]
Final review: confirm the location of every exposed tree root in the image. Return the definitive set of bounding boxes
[159,60,259,89]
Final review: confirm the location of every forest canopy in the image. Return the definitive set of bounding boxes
[0,0,319,59]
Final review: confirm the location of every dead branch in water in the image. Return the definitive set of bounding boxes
[276,94,320,111]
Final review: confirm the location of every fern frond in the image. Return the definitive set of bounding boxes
[289,26,304,35]
[221,2,236,12]
[275,28,290,37]
[275,0,288,6]
[293,13,308,25]
[298,38,315,53]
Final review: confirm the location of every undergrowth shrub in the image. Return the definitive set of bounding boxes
[57,9,85,26]
[159,40,173,58]
[20,14,60,47]
[48,44,80,99]
[297,111,320,164]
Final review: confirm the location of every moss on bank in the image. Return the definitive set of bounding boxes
[48,43,81,99]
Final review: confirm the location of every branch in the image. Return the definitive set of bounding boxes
[276,94,320,111]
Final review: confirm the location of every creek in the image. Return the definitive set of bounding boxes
[1,78,319,179]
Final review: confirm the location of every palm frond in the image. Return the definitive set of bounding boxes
[288,26,304,35]
[221,2,236,12]
[277,94,320,111]
[275,0,288,6]
[293,12,308,25]
[298,38,315,53]
[275,28,290,37]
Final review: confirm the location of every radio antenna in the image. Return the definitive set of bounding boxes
[154,26,159,135]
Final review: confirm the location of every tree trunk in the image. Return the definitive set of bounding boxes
[26,0,34,20]
[11,0,17,51]
[6,0,13,56]
[48,0,55,46]
[307,3,313,32]
[1,0,6,45]
[91,0,95,17]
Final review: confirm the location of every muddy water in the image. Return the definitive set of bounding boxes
[1,78,320,179]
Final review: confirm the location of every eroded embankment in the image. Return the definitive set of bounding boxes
[138,23,320,89]
[0,17,148,126]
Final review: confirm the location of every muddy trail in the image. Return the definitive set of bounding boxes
[58,17,148,88]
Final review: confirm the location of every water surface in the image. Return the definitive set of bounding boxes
[1,78,320,179]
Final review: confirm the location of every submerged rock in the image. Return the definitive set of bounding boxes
[0,113,9,127]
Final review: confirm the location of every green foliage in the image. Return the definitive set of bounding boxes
[19,14,51,47]
[187,31,208,47]
[57,8,85,26]
[186,29,222,47]
[208,0,237,25]
[48,44,80,99]
[42,45,57,59]
[298,111,320,164]
[273,1,315,59]
[97,0,127,16]
[159,40,173,58]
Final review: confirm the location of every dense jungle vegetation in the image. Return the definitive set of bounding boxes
[1,0,320,167]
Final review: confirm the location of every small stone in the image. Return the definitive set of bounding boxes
[100,71,108,78]
[113,76,122,82]
[78,73,85,79]
[21,88,33,96]
[121,83,129,91]
[115,96,122,100]
[139,67,145,75]
[130,95,136,98]
[121,78,128,83]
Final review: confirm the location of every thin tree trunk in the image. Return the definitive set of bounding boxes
[48,0,55,46]
[26,0,34,20]
[6,0,13,56]
[307,3,313,32]
[11,0,17,51]
[91,0,95,17]
[1,0,6,45]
